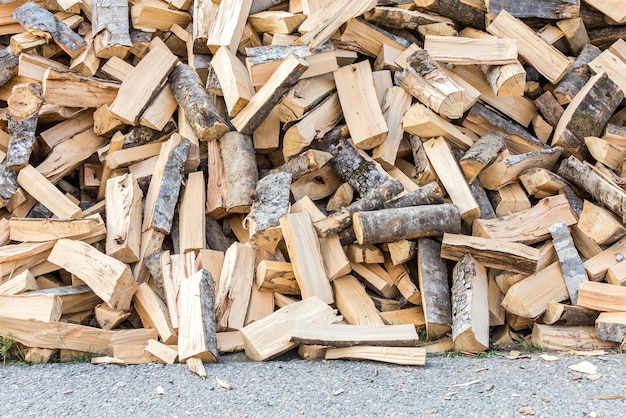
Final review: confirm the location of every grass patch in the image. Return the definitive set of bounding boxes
[61,351,106,364]
[520,341,543,354]
[0,333,25,365]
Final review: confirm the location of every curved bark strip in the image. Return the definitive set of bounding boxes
[0,48,18,87]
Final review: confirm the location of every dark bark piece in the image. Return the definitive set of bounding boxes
[169,64,230,141]
[13,2,86,59]
[414,0,486,29]
[314,178,404,237]
[553,44,602,105]
[488,0,579,19]
[205,215,234,252]
[459,130,508,183]
[327,138,388,196]
[364,6,453,30]
[92,0,132,59]
[0,162,19,206]
[558,156,626,223]
[219,132,258,213]
[0,47,18,87]
[383,182,444,209]
[464,103,548,155]
[469,179,497,220]
[244,172,292,251]
[143,136,190,234]
[589,25,626,49]
[534,92,564,127]
[417,238,452,340]
[6,83,43,170]
[353,203,462,245]
[543,302,599,326]
[549,221,588,305]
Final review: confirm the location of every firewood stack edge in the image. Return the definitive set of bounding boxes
[0,0,625,371]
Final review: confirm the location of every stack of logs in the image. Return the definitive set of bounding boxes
[0,0,626,371]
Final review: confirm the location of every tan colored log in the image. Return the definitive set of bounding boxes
[94,303,130,330]
[423,136,479,223]
[595,312,626,344]
[48,239,138,310]
[441,233,540,275]
[178,171,206,255]
[240,296,340,361]
[178,269,218,363]
[0,293,62,322]
[256,260,299,295]
[205,0,253,53]
[133,283,177,345]
[214,242,255,331]
[350,262,399,300]
[326,346,426,366]
[486,10,571,83]
[606,261,626,287]
[280,213,334,304]
[371,86,412,168]
[379,306,425,328]
[577,281,626,312]
[108,47,178,125]
[290,322,418,347]
[0,269,37,295]
[333,274,384,326]
[531,323,616,351]
[424,35,517,65]
[345,244,383,264]
[543,302,599,327]
[211,46,254,117]
[17,165,82,219]
[277,76,335,123]
[8,216,101,243]
[402,102,474,150]
[145,339,178,365]
[333,60,388,150]
[451,254,489,353]
[217,331,244,354]
[473,195,577,245]
[459,130,507,183]
[577,200,626,247]
[104,173,141,263]
[417,238,452,339]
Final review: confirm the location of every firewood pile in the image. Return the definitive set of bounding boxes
[0,0,625,371]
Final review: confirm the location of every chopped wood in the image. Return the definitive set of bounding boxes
[417,238,452,339]
[325,346,426,366]
[459,130,507,183]
[595,312,626,344]
[290,323,418,347]
[543,302,599,327]
[531,324,616,351]
[577,281,626,312]
[333,274,384,326]
[215,242,255,331]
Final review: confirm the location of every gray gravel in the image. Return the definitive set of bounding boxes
[0,352,625,417]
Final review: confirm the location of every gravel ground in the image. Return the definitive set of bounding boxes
[0,351,625,417]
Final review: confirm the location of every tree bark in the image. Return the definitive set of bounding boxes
[92,0,132,59]
[558,156,626,222]
[244,172,291,251]
[417,238,452,340]
[169,64,230,142]
[13,2,86,59]
[553,44,602,105]
[414,0,486,29]
[219,132,258,213]
[543,302,599,326]
[549,221,588,305]
[364,6,453,30]
[459,130,507,183]
[0,48,18,87]
[270,149,333,181]
[534,91,564,127]
[6,83,43,170]
[383,182,444,209]
[353,203,461,245]
[488,0,579,19]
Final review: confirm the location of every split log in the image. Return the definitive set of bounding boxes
[402,102,474,151]
[531,323,616,351]
[12,2,86,58]
[424,35,518,65]
[543,302,599,326]
[353,204,461,245]
[459,130,507,183]
[205,140,228,219]
[325,346,426,366]
[549,221,588,305]
[487,10,571,84]
[534,92,564,129]
[219,132,258,214]
[364,6,454,30]
[133,283,177,345]
[554,45,601,105]
[42,68,119,109]
[372,86,413,168]
[17,165,82,219]
[211,46,254,117]
[290,323,418,347]
[231,54,309,135]
[577,281,626,312]
[142,134,190,233]
[48,239,138,310]
[277,76,335,123]
[332,274,384,326]
[441,233,540,275]
[585,136,626,172]
[595,312,626,344]
[191,0,217,54]
[345,244,383,264]
[577,200,626,246]
[178,269,218,363]
[240,296,340,361]
[488,0,579,20]
[451,254,489,353]
[256,260,299,295]
[215,242,255,331]
[383,182,444,209]
[558,156,626,223]
[105,173,141,263]
[557,18,590,56]
[178,171,205,255]
[385,258,420,305]
[6,82,42,170]
[91,0,132,59]
[417,238,452,339]
[501,262,568,319]
[94,303,130,330]
[280,213,334,304]
[552,72,623,158]
[395,49,465,119]
[169,63,229,141]
[414,0,486,30]
[423,136,480,223]
[0,270,37,295]
[271,149,332,181]
[0,293,62,322]
[205,0,253,53]
[473,195,578,245]
[244,172,291,251]
[334,60,388,149]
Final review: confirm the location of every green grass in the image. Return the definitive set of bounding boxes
[61,351,106,364]
[520,341,543,354]
[0,333,25,365]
